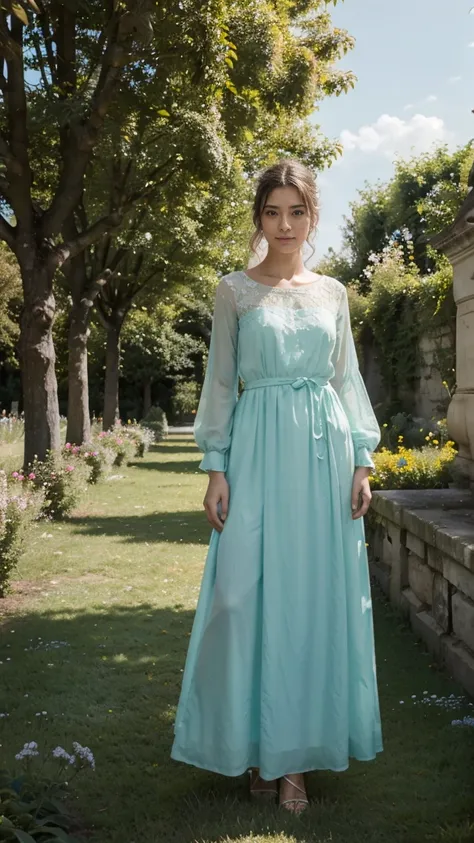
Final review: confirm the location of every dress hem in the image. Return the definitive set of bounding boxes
[170,744,384,779]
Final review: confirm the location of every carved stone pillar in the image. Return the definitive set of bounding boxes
[432,195,474,487]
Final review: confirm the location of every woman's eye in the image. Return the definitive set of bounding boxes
[293,210,305,216]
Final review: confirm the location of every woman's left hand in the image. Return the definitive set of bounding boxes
[351,467,372,519]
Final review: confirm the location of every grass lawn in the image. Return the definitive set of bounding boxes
[1,435,474,843]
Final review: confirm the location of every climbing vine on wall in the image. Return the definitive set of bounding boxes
[349,241,455,415]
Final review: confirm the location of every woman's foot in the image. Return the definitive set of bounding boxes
[278,773,309,814]
[249,768,278,800]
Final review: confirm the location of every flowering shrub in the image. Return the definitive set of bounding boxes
[371,440,457,490]
[28,451,88,519]
[142,404,168,442]
[126,423,155,457]
[63,441,115,484]
[0,470,43,597]
[95,428,136,466]
[0,739,95,841]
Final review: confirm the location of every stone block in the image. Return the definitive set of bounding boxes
[443,557,474,602]
[408,552,434,606]
[406,531,427,560]
[442,637,474,700]
[452,591,474,653]
[427,545,444,573]
[400,586,424,621]
[432,574,451,632]
[411,610,445,660]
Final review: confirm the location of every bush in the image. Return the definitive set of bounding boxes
[95,427,136,466]
[0,471,43,597]
[126,423,154,457]
[370,440,457,490]
[172,380,199,418]
[380,413,451,451]
[142,405,168,442]
[28,451,89,519]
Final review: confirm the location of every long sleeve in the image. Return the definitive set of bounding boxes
[330,285,380,471]
[194,279,239,472]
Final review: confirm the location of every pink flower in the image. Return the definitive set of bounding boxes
[65,443,72,450]
[72,446,80,455]
[65,465,74,472]
[84,452,90,458]
[12,471,19,478]
[28,473,36,480]
[18,475,24,481]
[93,451,98,457]
[116,438,123,445]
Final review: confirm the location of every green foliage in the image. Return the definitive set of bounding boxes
[0,739,95,842]
[142,405,169,442]
[0,471,43,598]
[348,242,455,415]
[171,381,199,418]
[380,413,450,451]
[322,143,474,291]
[28,452,89,521]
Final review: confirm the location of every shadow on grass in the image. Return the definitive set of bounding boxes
[67,510,210,545]
[152,444,197,455]
[131,460,200,474]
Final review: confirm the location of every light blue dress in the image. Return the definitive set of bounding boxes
[171,270,383,780]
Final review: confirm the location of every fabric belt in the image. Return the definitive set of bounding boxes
[242,376,330,459]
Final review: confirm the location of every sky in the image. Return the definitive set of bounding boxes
[312,0,474,258]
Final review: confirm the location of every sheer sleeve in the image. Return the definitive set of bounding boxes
[330,284,380,472]
[194,279,239,472]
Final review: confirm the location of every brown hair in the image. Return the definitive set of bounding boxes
[250,158,320,255]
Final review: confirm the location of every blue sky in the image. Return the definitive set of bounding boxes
[313,0,474,257]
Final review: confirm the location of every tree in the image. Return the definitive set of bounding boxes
[61,0,357,437]
[0,0,158,465]
[321,143,474,292]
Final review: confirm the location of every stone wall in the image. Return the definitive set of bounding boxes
[367,488,474,698]
[414,327,453,419]
[362,326,453,422]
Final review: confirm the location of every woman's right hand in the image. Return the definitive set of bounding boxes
[203,471,229,532]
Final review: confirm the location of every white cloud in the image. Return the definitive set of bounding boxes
[403,103,414,111]
[448,75,462,83]
[425,94,437,103]
[469,42,474,47]
[341,113,454,160]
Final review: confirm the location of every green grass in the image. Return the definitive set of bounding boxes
[1,435,474,843]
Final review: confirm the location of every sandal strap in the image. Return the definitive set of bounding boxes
[281,775,307,797]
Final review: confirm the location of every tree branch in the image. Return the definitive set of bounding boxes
[41,19,127,240]
[48,207,125,272]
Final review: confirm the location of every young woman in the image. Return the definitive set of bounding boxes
[171,159,383,813]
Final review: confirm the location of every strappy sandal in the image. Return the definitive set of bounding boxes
[279,774,309,814]
[248,768,278,800]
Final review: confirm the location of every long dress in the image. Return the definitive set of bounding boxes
[171,270,383,780]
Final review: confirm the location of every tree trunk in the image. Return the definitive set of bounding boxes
[103,323,121,430]
[143,379,152,418]
[20,266,61,467]
[67,299,92,445]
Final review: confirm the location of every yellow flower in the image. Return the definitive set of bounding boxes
[433,439,439,445]
[383,423,388,428]
[398,435,403,442]
[425,436,430,441]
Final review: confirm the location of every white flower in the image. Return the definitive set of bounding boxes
[72,741,96,771]
[52,746,76,764]
[15,741,40,760]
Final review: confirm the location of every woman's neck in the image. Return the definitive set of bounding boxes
[256,250,306,280]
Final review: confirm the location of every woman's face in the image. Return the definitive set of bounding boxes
[259,185,311,255]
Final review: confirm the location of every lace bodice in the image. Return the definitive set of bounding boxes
[222,270,344,319]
